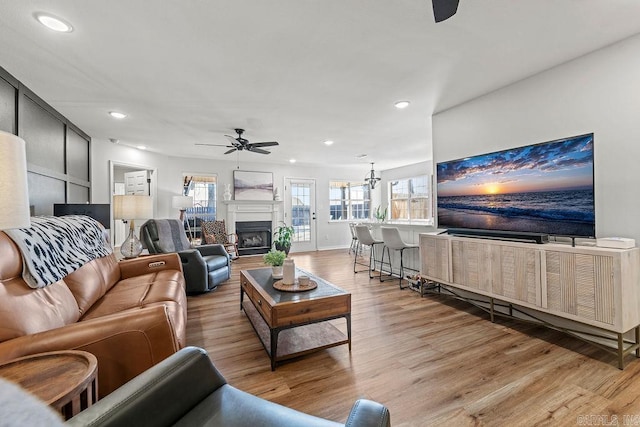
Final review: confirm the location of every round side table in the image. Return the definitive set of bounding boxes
[0,350,98,420]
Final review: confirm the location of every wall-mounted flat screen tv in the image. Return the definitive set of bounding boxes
[436,133,595,238]
[53,204,111,229]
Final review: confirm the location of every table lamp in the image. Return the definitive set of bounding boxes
[0,131,31,230]
[172,195,194,240]
[113,195,153,259]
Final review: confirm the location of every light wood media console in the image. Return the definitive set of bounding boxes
[419,233,640,369]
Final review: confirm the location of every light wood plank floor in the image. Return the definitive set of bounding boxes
[186,249,640,426]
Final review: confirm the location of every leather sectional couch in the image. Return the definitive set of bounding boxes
[0,227,187,398]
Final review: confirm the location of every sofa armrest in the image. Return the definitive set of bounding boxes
[119,253,183,279]
[195,243,229,259]
[66,346,225,427]
[345,399,391,427]
[0,305,180,398]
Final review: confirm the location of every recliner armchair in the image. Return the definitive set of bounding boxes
[66,346,391,427]
[140,219,230,294]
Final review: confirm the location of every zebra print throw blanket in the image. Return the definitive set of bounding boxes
[5,215,112,289]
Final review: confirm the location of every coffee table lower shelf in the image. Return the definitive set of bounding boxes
[242,300,349,370]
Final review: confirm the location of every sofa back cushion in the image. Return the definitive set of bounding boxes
[64,254,121,316]
[0,233,80,342]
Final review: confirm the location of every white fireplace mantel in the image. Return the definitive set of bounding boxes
[223,200,283,234]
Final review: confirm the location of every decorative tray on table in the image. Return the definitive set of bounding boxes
[273,279,317,292]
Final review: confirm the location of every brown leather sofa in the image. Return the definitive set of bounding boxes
[0,230,187,398]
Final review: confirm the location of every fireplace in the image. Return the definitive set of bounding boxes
[236,221,272,256]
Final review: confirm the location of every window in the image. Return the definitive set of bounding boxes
[290,181,311,243]
[329,181,371,221]
[183,175,217,221]
[389,175,430,221]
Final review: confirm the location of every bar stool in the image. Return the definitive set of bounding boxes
[348,222,358,255]
[353,225,384,278]
[379,227,419,289]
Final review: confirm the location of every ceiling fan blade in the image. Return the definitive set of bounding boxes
[432,0,459,22]
[225,135,239,145]
[195,143,229,147]
[248,147,271,155]
[250,141,279,147]
[224,148,238,155]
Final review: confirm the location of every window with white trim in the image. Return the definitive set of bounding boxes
[329,181,371,221]
[389,175,430,221]
[183,175,217,221]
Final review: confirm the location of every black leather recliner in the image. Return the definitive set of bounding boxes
[140,219,230,294]
[66,346,391,427]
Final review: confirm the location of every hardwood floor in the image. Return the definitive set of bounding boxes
[186,249,640,426]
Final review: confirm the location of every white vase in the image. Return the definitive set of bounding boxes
[272,265,283,279]
[283,258,295,285]
[223,184,232,201]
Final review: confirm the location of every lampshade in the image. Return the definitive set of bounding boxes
[112,195,153,259]
[172,195,193,210]
[113,195,153,220]
[0,131,31,230]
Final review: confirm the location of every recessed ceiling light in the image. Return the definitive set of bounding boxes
[34,13,73,33]
[323,140,334,146]
[394,101,410,109]
[137,145,147,150]
[289,159,296,163]
[109,111,127,119]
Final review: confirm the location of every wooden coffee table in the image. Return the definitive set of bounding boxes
[0,350,98,420]
[240,267,351,370]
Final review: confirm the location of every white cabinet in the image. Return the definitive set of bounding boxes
[450,240,540,306]
[420,233,449,283]
[419,233,640,368]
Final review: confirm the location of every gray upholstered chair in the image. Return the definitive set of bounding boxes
[66,346,391,427]
[140,219,230,294]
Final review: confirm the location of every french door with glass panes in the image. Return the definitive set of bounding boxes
[284,178,316,252]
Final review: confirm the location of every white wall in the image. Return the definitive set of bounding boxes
[91,141,392,250]
[432,33,640,243]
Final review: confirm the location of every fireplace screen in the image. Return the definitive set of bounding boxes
[236,221,272,255]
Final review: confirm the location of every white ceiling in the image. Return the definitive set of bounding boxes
[1,1,640,171]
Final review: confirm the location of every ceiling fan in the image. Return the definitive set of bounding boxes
[196,128,279,155]
[432,0,460,22]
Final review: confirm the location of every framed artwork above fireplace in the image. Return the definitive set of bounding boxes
[233,170,273,201]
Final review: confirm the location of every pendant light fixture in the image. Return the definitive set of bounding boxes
[364,162,381,189]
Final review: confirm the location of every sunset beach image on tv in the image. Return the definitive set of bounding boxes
[436,133,595,237]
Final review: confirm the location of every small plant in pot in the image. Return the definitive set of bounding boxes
[374,205,388,223]
[263,249,287,278]
[273,222,294,255]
